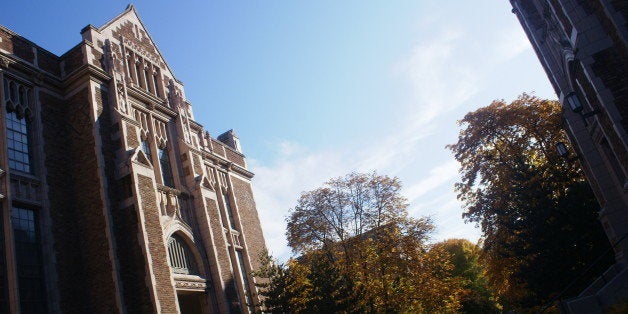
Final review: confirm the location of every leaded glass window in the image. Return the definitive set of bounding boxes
[141,139,152,161]
[159,148,174,187]
[6,111,32,173]
[0,206,6,312]
[11,207,46,313]
[223,193,237,230]
[167,234,198,275]
[236,250,252,310]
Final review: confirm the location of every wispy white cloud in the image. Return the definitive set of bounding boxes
[249,144,346,260]
[250,13,537,261]
[493,25,533,62]
[395,28,481,123]
[404,160,459,203]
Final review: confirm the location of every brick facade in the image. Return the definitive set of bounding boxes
[511,0,628,311]
[0,4,267,313]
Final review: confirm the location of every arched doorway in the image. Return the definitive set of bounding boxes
[167,233,207,313]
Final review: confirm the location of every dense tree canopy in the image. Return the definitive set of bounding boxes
[432,239,498,313]
[253,94,612,312]
[255,172,464,313]
[447,94,613,310]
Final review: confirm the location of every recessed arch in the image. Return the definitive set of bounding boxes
[167,233,201,276]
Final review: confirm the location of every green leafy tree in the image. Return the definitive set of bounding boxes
[447,94,613,310]
[432,239,499,313]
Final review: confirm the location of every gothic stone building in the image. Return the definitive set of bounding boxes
[510,0,627,312]
[0,5,267,313]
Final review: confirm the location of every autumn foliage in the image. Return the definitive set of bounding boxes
[252,94,610,313]
[253,173,494,313]
[448,94,612,310]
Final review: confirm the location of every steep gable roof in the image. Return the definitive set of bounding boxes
[96,4,181,84]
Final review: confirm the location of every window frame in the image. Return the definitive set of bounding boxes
[10,205,47,313]
[6,111,33,174]
[158,147,175,188]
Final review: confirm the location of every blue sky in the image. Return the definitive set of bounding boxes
[1,1,556,261]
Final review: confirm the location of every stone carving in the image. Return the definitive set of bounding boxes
[0,55,13,68]
[174,279,206,290]
[539,1,572,52]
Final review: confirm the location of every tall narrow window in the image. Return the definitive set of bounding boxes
[11,207,46,313]
[125,55,135,84]
[223,193,237,229]
[236,250,253,310]
[600,138,626,185]
[135,62,143,88]
[6,111,32,173]
[152,73,160,97]
[0,206,6,313]
[159,148,174,187]
[226,253,242,313]
[145,67,153,94]
[141,139,152,162]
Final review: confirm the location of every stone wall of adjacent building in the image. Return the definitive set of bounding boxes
[510,0,628,310]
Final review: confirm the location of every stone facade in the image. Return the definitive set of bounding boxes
[0,5,267,313]
[510,0,627,312]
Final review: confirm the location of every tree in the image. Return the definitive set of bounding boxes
[286,172,408,256]
[278,172,462,313]
[447,94,613,310]
[432,239,499,313]
[251,250,312,313]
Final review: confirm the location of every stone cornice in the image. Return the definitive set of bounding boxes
[126,85,178,117]
[199,148,254,179]
[189,119,203,130]
[0,52,63,89]
[62,63,111,89]
[120,113,141,127]
[173,274,207,291]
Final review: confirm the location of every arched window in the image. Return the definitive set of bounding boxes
[167,234,198,275]
[3,78,33,174]
[141,139,152,162]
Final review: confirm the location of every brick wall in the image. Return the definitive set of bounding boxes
[62,45,84,76]
[92,48,104,70]
[0,28,34,63]
[231,177,266,271]
[40,91,83,312]
[206,198,233,285]
[37,48,61,77]
[211,139,226,157]
[42,88,118,312]
[126,123,139,148]
[95,86,155,312]
[137,175,178,313]
[111,21,158,59]
[224,149,245,168]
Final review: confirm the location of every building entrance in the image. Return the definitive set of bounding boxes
[177,292,203,314]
